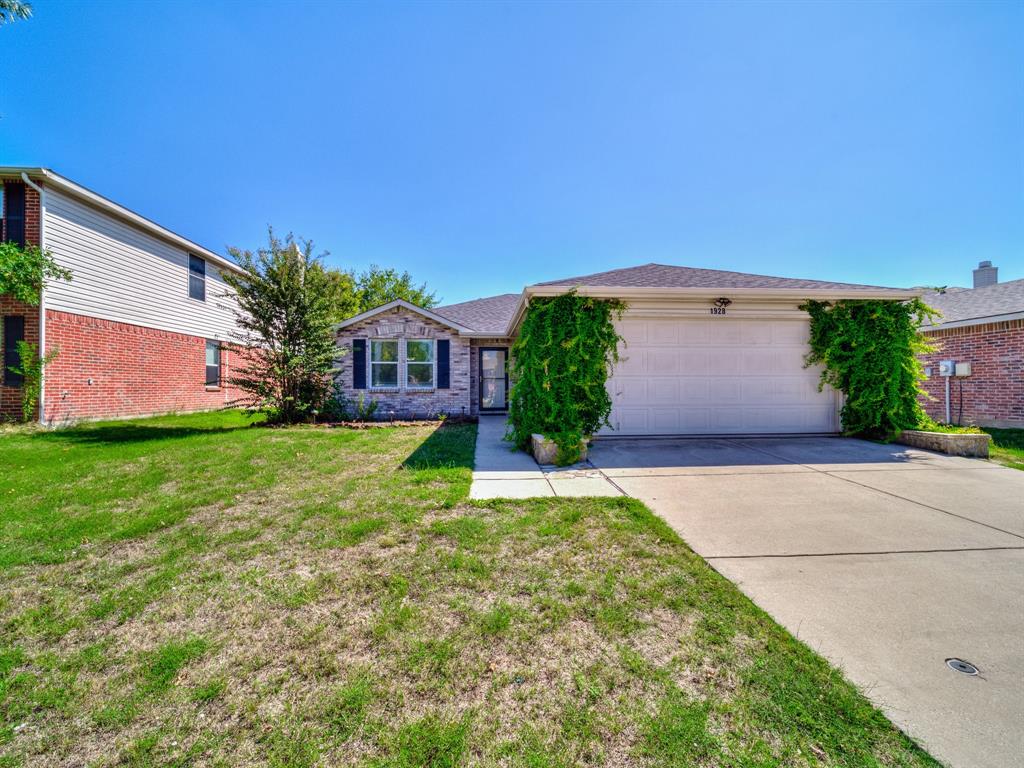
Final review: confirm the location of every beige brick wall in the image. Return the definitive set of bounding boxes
[334,308,473,418]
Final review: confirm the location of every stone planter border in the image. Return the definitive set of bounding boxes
[530,433,588,466]
[897,429,991,458]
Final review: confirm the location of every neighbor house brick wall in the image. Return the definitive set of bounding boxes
[1,179,42,420]
[0,296,40,420]
[42,309,243,424]
[919,319,1024,428]
[335,307,471,418]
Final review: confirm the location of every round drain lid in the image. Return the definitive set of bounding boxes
[946,658,979,676]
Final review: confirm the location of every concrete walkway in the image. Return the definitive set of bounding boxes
[469,415,623,499]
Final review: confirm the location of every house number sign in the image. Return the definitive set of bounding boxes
[710,297,731,316]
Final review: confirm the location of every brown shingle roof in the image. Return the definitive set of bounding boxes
[433,293,519,335]
[922,279,1024,327]
[535,262,906,292]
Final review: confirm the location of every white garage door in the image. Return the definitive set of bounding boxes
[605,317,839,436]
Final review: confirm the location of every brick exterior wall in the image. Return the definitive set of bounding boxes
[335,307,472,418]
[1,179,42,420]
[42,309,243,424]
[919,319,1024,428]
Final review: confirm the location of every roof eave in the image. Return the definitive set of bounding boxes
[524,285,921,300]
[6,167,245,277]
[333,299,475,334]
[503,285,922,337]
[923,310,1024,331]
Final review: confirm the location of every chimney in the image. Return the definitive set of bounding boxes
[973,260,998,289]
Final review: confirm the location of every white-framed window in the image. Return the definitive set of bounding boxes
[405,339,435,389]
[188,254,206,301]
[369,339,399,388]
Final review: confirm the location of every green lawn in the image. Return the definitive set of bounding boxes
[0,412,938,767]
[985,428,1024,471]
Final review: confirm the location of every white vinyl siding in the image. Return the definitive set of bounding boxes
[41,188,241,340]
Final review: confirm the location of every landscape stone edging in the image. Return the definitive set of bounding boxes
[897,429,991,458]
[530,433,588,466]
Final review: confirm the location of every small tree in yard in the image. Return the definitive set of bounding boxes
[221,229,339,424]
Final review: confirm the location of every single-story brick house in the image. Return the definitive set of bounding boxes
[1,167,246,423]
[919,262,1023,428]
[335,265,917,436]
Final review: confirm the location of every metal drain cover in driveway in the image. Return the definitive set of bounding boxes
[946,658,980,675]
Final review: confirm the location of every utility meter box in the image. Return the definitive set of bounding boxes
[938,360,955,377]
[955,362,972,377]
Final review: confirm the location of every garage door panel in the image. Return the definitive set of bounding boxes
[617,350,645,376]
[605,317,837,436]
[772,321,810,343]
[649,378,680,403]
[679,321,709,345]
[709,322,743,345]
[679,350,708,374]
[619,321,648,345]
[707,351,742,375]
[648,349,679,375]
[648,321,679,345]
[741,323,773,345]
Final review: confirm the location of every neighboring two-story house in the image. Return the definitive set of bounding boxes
[1,168,245,424]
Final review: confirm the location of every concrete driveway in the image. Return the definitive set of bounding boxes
[588,436,1024,768]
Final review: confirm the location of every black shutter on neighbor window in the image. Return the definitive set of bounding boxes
[3,183,26,247]
[352,339,366,389]
[437,339,450,389]
[3,315,26,387]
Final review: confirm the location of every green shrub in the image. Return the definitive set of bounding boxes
[507,291,625,463]
[0,241,72,305]
[7,341,58,423]
[801,298,937,439]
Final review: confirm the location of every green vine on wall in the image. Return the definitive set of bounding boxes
[801,298,937,439]
[508,291,626,464]
[0,242,72,305]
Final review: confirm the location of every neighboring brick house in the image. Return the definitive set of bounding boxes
[919,262,1024,428]
[1,168,246,423]
[335,265,918,433]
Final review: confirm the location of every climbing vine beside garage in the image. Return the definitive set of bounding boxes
[508,291,626,463]
[801,298,937,439]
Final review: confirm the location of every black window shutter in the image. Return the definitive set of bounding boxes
[3,183,26,247]
[437,339,450,389]
[352,339,366,389]
[3,315,26,387]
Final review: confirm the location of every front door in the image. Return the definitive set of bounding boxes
[479,348,508,411]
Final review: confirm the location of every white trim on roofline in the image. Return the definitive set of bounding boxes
[503,284,922,337]
[923,310,1024,331]
[333,299,475,334]
[0,167,244,277]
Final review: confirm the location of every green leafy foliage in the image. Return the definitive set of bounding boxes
[801,298,937,439]
[508,291,625,463]
[0,241,72,305]
[7,341,58,422]
[0,0,33,25]
[222,229,339,424]
[315,264,439,324]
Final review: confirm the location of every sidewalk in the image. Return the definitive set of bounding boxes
[469,415,622,499]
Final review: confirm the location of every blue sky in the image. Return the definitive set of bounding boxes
[2,0,1021,304]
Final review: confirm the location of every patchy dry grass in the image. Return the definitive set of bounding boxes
[0,411,938,767]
